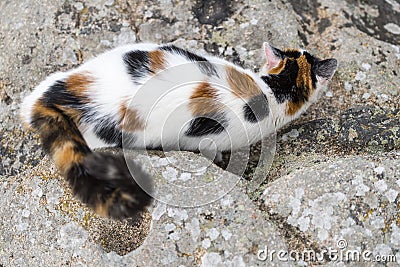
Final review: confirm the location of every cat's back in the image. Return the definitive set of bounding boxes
[23,42,269,150]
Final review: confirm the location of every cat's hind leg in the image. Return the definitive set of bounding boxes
[22,75,153,219]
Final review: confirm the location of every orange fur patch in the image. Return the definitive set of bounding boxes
[226,66,261,98]
[295,55,313,91]
[285,55,314,116]
[33,100,88,168]
[268,58,287,75]
[188,81,222,115]
[119,103,145,132]
[66,72,94,97]
[55,105,82,124]
[286,101,304,116]
[33,101,64,122]
[52,141,84,174]
[149,50,166,73]
[95,201,110,217]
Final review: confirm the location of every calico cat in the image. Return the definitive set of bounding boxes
[21,42,337,219]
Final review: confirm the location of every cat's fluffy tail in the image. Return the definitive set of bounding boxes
[69,153,152,219]
[21,73,152,219]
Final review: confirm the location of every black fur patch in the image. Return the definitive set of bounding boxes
[93,116,123,147]
[123,50,151,82]
[303,52,319,90]
[315,58,338,79]
[270,46,301,59]
[303,51,316,64]
[270,46,284,59]
[185,115,226,136]
[41,80,86,109]
[41,79,124,146]
[40,79,95,122]
[145,144,163,150]
[243,94,269,123]
[160,45,219,77]
[34,80,91,153]
[261,60,306,104]
[282,49,302,59]
[303,51,334,85]
[67,152,153,219]
[31,104,90,155]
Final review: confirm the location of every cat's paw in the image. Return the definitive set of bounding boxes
[67,152,153,219]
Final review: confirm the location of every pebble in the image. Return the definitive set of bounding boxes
[56,224,88,258]
[31,187,43,198]
[99,39,111,47]
[240,22,250,29]
[281,129,300,142]
[144,10,153,19]
[250,18,258,25]
[385,0,400,12]
[392,45,400,59]
[287,129,300,138]
[165,223,176,232]
[73,2,84,11]
[361,63,371,71]
[380,94,390,101]
[370,216,385,229]
[225,46,234,56]
[152,202,167,220]
[179,172,192,181]
[62,47,78,65]
[362,92,371,100]
[344,81,352,91]
[185,218,200,241]
[113,27,137,46]
[206,228,220,241]
[169,231,180,241]
[225,18,235,27]
[202,238,211,249]
[162,166,178,182]
[374,166,385,175]
[384,23,400,35]
[221,229,232,240]
[21,209,30,218]
[355,71,366,81]
[104,0,114,6]
[201,252,222,267]
[16,223,29,232]
[374,180,388,193]
[390,223,400,246]
[385,189,398,203]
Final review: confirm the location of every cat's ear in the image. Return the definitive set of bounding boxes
[263,42,283,71]
[315,58,338,84]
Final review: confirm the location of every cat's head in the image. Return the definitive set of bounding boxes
[260,42,337,115]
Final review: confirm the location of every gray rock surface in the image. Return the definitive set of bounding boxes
[0,151,288,266]
[263,153,400,266]
[0,0,399,266]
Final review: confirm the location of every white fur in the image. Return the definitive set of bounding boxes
[21,42,327,153]
[21,71,69,126]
